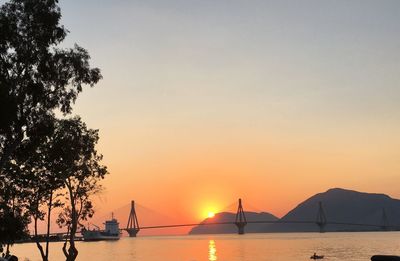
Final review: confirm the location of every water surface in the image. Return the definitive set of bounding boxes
[11,232,400,260]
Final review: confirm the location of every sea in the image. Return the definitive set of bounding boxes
[9,232,400,260]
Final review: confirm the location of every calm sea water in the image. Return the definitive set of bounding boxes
[10,232,400,261]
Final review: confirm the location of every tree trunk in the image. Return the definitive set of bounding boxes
[62,226,70,259]
[34,211,47,261]
[65,182,78,261]
[45,191,53,260]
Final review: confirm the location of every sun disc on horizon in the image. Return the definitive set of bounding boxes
[207,212,215,218]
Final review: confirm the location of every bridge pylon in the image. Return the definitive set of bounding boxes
[235,198,247,235]
[381,208,389,231]
[127,200,140,237]
[316,201,327,233]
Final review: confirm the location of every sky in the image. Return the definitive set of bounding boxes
[51,0,400,232]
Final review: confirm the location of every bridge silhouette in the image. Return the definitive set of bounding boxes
[123,199,397,237]
[30,198,397,240]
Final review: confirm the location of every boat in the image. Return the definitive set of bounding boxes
[81,213,120,241]
[371,256,400,261]
[310,253,324,259]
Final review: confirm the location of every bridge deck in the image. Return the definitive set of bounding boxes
[122,220,397,230]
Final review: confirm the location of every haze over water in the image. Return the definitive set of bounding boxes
[11,232,400,261]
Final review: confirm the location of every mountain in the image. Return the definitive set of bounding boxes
[189,211,278,235]
[189,188,400,234]
[268,188,400,232]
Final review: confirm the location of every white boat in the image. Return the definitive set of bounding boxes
[81,214,120,241]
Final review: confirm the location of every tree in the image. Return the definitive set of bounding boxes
[48,117,107,261]
[0,0,102,258]
[7,116,107,261]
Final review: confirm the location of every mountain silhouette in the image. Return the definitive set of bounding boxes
[189,211,278,234]
[269,188,400,232]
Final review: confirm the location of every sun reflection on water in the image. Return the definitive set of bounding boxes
[208,240,217,261]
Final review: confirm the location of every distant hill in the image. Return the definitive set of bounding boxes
[189,211,278,234]
[189,188,400,234]
[269,188,400,232]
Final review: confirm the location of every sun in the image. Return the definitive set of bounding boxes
[200,203,219,220]
[207,212,215,218]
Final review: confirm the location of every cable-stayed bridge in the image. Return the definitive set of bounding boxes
[31,198,397,240]
[123,199,398,237]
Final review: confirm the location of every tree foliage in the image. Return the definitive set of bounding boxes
[0,190,29,251]
[0,0,101,167]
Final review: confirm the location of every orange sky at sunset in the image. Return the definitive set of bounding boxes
[44,0,400,234]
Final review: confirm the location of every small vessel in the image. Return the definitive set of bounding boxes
[310,253,324,259]
[81,213,120,241]
[371,256,400,261]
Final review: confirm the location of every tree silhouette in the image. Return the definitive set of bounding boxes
[0,0,103,259]
[9,116,107,261]
[50,118,107,261]
[0,0,101,167]
[0,181,30,255]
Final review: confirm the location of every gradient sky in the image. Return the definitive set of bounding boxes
[53,0,400,229]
